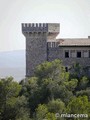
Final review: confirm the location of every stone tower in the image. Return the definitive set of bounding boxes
[22,23,60,77]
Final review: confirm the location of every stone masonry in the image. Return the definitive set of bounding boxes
[22,23,90,77]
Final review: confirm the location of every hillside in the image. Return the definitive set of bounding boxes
[0,50,25,81]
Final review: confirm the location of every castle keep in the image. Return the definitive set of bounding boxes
[22,23,90,77]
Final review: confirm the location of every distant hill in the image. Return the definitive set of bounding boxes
[0,50,25,81]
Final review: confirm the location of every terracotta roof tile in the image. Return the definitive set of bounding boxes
[57,38,90,46]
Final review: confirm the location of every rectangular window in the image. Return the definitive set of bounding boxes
[65,67,68,72]
[77,51,81,58]
[65,51,69,58]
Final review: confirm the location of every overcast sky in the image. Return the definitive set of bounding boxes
[0,0,90,51]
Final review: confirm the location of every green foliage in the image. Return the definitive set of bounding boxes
[35,104,48,120]
[46,112,57,120]
[79,76,89,90]
[0,77,21,119]
[35,104,58,120]
[76,88,90,100]
[0,60,90,120]
[15,96,30,120]
[47,99,65,114]
[0,77,30,120]
[67,96,90,118]
[34,59,73,103]
[35,59,66,81]
[21,77,45,113]
[20,60,71,114]
[70,62,83,79]
[64,79,78,91]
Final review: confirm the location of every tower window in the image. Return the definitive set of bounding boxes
[65,67,68,72]
[65,51,69,58]
[77,51,81,58]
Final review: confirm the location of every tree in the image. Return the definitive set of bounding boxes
[17,59,90,119]
[0,77,30,120]
[20,60,70,113]
[78,76,89,90]
[47,99,65,114]
[0,77,21,119]
[35,59,67,82]
[35,104,48,120]
[67,96,90,119]
[76,88,90,101]
[34,59,72,103]
[15,96,30,120]
[64,79,78,92]
[70,62,83,79]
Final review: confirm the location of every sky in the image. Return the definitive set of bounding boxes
[0,0,90,51]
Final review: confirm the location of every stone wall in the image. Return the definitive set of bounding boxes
[48,45,90,67]
[22,23,60,77]
[26,33,47,77]
[22,23,90,77]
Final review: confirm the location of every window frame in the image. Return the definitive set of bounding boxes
[77,51,81,58]
[65,51,69,58]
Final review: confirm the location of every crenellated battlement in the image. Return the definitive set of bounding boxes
[22,23,48,33]
[22,23,48,28]
[22,23,60,34]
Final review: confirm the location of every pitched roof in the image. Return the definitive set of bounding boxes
[57,38,90,46]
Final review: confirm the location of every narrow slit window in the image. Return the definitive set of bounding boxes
[65,67,68,72]
[65,51,69,58]
[77,51,81,58]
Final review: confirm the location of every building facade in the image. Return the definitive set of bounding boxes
[22,23,90,77]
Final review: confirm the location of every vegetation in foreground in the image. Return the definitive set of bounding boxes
[0,59,90,120]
